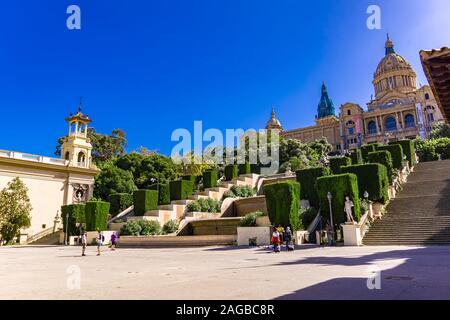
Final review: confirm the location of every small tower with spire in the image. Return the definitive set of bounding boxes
[265,107,283,131]
[316,82,335,119]
[61,98,93,169]
[385,33,395,55]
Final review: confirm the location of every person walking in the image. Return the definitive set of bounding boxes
[276,225,285,244]
[109,232,117,251]
[272,229,280,253]
[96,229,103,256]
[81,231,87,256]
[284,226,293,251]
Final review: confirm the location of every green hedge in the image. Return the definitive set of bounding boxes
[350,149,363,165]
[360,144,377,162]
[224,164,239,181]
[263,181,300,230]
[133,190,158,216]
[367,150,394,183]
[148,183,171,205]
[203,170,218,189]
[238,161,251,175]
[61,204,85,236]
[389,140,416,166]
[295,167,331,208]
[182,175,201,190]
[329,157,351,174]
[108,193,133,216]
[85,201,110,231]
[377,144,404,170]
[169,180,194,201]
[316,173,361,227]
[250,164,261,174]
[341,164,389,204]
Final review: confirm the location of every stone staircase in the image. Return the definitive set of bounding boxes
[363,159,450,245]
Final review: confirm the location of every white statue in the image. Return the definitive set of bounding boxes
[344,196,355,223]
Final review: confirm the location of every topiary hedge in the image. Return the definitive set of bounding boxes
[350,149,363,165]
[238,161,251,175]
[203,170,218,189]
[85,201,110,231]
[133,189,158,216]
[61,204,86,236]
[295,167,332,208]
[169,180,194,201]
[250,164,261,174]
[360,144,377,162]
[108,193,133,216]
[367,150,394,183]
[389,139,416,166]
[224,164,239,181]
[148,183,171,205]
[329,157,352,174]
[263,181,300,230]
[316,173,360,227]
[182,175,200,190]
[377,144,404,170]
[341,163,389,204]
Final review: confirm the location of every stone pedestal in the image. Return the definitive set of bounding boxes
[294,231,308,245]
[255,216,271,227]
[237,227,271,246]
[341,223,362,246]
[19,233,28,245]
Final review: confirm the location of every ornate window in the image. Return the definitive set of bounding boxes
[404,114,415,128]
[425,93,430,100]
[368,121,377,135]
[385,116,397,132]
[77,152,86,166]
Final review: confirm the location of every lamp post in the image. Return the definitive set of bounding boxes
[364,191,369,201]
[65,210,69,246]
[150,178,159,199]
[327,192,334,246]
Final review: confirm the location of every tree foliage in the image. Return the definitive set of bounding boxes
[94,163,137,200]
[430,121,450,139]
[0,178,32,243]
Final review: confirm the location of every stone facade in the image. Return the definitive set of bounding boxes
[268,36,445,151]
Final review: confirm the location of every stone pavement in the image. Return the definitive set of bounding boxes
[1,244,450,300]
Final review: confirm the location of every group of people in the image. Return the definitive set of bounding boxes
[80,230,118,256]
[271,225,293,253]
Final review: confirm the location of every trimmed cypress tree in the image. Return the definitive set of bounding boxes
[377,144,404,170]
[148,183,171,205]
[85,201,110,231]
[367,150,394,183]
[350,149,363,165]
[108,193,133,216]
[238,161,251,175]
[133,190,158,216]
[360,144,377,162]
[203,170,218,189]
[389,139,416,166]
[169,180,194,201]
[224,164,239,181]
[329,157,352,174]
[295,167,331,208]
[264,181,300,230]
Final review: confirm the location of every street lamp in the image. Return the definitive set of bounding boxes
[150,178,159,199]
[364,191,369,200]
[64,210,69,246]
[327,192,334,246]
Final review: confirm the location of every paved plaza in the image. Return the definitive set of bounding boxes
[1,244,450,300]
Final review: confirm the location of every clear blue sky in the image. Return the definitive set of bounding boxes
[1,0,449,156]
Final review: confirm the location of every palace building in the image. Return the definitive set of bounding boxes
[0,106,99,242]
[268,36,445,151]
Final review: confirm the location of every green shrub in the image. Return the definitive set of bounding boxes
[295,167,331,208]
[367,150,394,183]
[263,181,300,230]
[224,164,239,181]
[390,139,416,166]
[182,175,200,190]
[85,201,110,231]
[239,211,265,227]
[299,207,318,229]
[162,219,179,234]
[120,220,141,236]
[250,164,261,174]
[186,198,222,213]
[222,185,256,199]
[350,149,363,165]
[377,144,404,169]
[417,138,450,161]
[329,157,351,174]
[169,180,194,201]
[316,173,361,227]
[108,193,133,216]
[137,220,161,235]
[203,170,218,189]
[238,162,251,175]
[434,137,450,159]
[133,190,158,216]
[341,163,389,204]
[360,144,377,162]
[148,183,170,205]
[61,204,85,236]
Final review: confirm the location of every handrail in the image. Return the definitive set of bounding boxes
[359,211,370,238]
[27,227,56,243]
[108,205,134,224]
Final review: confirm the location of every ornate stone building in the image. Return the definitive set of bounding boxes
[269,36,444,151]
[0,105,99,242]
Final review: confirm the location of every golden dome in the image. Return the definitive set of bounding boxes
[265,107,283,130]
[375,52,413,77]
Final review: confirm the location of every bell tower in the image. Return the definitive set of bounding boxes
[61,99,93,169]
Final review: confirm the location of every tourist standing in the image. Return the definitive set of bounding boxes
[81,231,87,256]
[276,225,285,244]
[272,230,280,253]
[109,232,117,251]
[96,229,103,256]
[284,226,293,251]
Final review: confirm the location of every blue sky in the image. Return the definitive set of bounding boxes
[1,0,450,157]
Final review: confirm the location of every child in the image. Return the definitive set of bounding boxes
[272,230,280,253]
[96,230,103,256]
[109,232,117,250]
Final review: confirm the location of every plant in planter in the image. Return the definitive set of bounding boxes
[186,198,222,213]
[162,219,179,234]
[239,211,265,227]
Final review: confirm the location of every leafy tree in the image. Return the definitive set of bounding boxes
[115,152,144,180]
[55,128,128,164]
[430,121,450,139]
[94,163,137,200]
[0,178,32,243]
[135,154,178,189]
[174,151,215,176]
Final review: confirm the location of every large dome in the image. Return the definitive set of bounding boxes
[375,52,413,77]
[265,107,283,130]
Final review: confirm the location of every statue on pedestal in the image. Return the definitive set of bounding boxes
[344,196,355,223]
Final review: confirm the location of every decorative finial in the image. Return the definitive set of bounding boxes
[385,33,395,55]
[271,106,276,117]
[77,96,83,113]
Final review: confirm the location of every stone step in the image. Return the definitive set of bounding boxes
[219,182,235,188]
[188,194,210,201]
[119,235,237,248]
[170,199,193,205]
